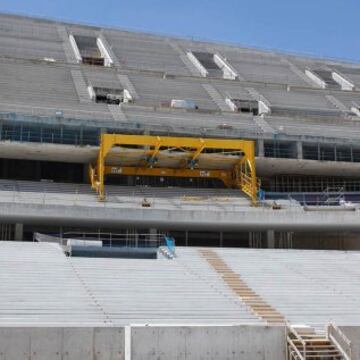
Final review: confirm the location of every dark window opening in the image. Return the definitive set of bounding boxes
[312,69,341,89]
[191,51,223,77]
[263,174,360,193]
[231,99,259,115]
[264,141,296,159]
[82,57,104,66]
[0,158,84,183]
[73,35,104,66]
[192,51,220,70]
[93,87,125,105]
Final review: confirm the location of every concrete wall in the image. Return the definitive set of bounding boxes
[0,327,125,360]
[131,325,286,360]
[340,326,360,360]
[0,325,285,360]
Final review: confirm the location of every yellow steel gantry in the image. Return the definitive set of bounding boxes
[89,133,258,203]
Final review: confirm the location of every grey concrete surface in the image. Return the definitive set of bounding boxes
[0,198,359,231]
[0,327,125,360]
[131,325,286,360]
[2,141,360,178]
[340,326,360,360]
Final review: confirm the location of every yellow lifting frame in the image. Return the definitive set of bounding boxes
[89,133,258,203]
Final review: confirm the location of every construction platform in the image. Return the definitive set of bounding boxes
[89,133,258,202]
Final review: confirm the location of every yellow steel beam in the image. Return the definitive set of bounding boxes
[99,133,254,153]
[91,133,258,203]
[104,165,232,185]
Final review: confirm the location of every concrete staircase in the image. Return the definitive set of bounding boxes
[200,249,286,324]
[287,326,349,360]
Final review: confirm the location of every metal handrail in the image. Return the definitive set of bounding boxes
[287,325,307,359]
[35,231,167,248]
[327,323,352,360]
[287,335,306,360]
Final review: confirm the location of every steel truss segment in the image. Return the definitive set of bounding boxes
[90,133,258,203]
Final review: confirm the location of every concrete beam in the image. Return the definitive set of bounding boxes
[2,142,360,178]
[1,200,360,231]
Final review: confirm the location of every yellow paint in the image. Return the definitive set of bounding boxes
[89,133,258,203]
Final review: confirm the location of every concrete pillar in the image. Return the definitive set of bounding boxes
[257,139,265,157]
[296,141,303,159]
[14,223,23,241]
[267,230,275,248]
[149,228,157,245]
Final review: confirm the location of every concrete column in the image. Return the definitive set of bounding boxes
[14,223,23,241]
[149,228,157,245]
[296,141,303,159]
[257,139,265,157]
[267,230,275,248]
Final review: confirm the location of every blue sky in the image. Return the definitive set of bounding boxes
[0,0,358,62]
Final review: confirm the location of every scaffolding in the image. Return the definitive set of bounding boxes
[89,133,258,203]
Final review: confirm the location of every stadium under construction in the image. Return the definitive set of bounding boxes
[0,12,359,360]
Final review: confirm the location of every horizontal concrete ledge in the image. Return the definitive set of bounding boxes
[256,157,360,177]
[1,142,360,178]
[1,201,360,231]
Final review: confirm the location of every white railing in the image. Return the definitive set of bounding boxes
[287,326,306,360]
[35,231,166,249]
[327,323,352,360]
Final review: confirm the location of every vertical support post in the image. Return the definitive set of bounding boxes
[257,139,264,157]
[247,142,258,203]
[267,230,275,248]
[14,223,23,241]
[97,133,114,201]
[98,143,105,200]
[296,141,303,159]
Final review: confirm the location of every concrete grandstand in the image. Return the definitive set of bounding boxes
[0,14,359,247]
[0,12,360,360]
